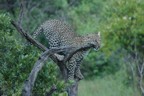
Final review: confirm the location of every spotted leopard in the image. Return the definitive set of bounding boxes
[33,19,101,80]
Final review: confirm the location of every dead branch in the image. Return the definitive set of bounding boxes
[22,50,50,96]
[67,81,78,96]
[22,49,63,96]
[20,46,91,96]
[138,62,144,95]
[18,0,24,26]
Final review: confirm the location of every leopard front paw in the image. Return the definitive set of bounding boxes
[75,71,84,80]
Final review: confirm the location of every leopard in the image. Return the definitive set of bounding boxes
[33,19,101,80]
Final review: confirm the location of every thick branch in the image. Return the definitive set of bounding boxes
[22,46,85,96]
[22,50,50,96]
[67,81,78,96]
[22,48,65,96]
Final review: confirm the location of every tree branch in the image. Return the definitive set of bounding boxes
[18,0,24,26]
[22,50,50,96]
[22,48,65,96]
[67,81,78,96]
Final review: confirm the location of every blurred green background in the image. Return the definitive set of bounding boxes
[0,0,144,96]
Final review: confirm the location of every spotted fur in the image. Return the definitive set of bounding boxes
[33,19,100,80]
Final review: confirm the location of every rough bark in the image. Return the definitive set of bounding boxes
[67,81,78,96]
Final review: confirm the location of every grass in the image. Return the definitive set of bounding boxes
[78,70,140,96]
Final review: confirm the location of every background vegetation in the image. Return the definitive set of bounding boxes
[0,0,144,96]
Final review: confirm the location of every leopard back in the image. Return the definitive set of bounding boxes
[33,19,77,48]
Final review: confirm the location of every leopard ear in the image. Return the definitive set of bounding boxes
[98,32,100,37]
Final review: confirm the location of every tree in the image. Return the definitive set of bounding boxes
[99,0,144,95]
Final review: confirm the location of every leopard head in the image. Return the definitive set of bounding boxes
[84,32,101,51]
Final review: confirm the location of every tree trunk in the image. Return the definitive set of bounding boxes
[67,81,78,96]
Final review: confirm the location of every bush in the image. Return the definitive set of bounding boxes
[0,13,65,96]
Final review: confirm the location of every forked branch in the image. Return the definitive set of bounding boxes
[22,49,64,96]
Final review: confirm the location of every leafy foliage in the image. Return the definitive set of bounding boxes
[100,0,144,54]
